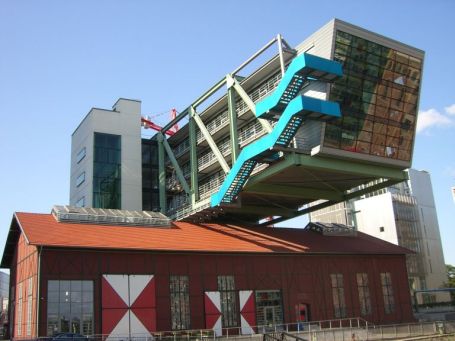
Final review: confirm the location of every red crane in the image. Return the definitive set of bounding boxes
[141,108,178,136]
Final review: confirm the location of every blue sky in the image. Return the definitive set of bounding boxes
[0,1,454,267]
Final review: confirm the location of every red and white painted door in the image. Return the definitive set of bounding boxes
[204,291,222,336]
[102,274,156,339]
[239,290,256,334]
[204,290,256,336]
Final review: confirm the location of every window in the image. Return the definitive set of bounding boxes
[26,278,33,336]
[76,147,86,164]
[330,274,346,318]
[255,290,283,327]
[47,280,94,336]
[93,132,121,209]
[356,273,371,316]
[380,226,385,232]
[381,272,395,314]
[170,276,190,330]
[76,172,85,187]
[17,282,23,336]
[75,197,85,208]
[218,276,238,327]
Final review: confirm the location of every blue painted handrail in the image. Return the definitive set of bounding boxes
[210,53,342,207]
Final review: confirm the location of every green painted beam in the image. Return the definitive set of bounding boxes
[157,133,166,213]
[161,108,189,134]
[295,154,408,180]
[161,136,191,195]
[189,111,199,205]
[227,86,239,163]
[225,205,296,218]
[193,78,226,109]
[244,183,344,201]
[258,177,405,226]
[230,76,272,133]
[191,107,230,174]
[247,153,299,186]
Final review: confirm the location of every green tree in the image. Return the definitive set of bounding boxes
[444,264,455,301]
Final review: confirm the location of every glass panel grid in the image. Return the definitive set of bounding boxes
[46,280,94,336]
[381,272,395,314]
[217,276,237,328]
[356,273,372,316]
[170,275,190,330]
[93,132,121,209]
[330,273,346,318]
[327,31,422,162]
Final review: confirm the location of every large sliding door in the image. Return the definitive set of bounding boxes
[102,275,156,339]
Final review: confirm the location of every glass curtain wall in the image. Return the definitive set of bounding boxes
[326,30,422,162]
[141,139,160,211]
[93,133,121,209]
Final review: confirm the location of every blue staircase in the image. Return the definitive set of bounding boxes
[210,53,342,207]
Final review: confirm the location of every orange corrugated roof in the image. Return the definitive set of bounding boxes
[10,212,410,255]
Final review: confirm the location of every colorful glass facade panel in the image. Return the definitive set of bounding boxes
[325,30,422,162]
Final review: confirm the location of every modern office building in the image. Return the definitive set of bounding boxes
[5,17,429,339]
[69,18,424,226]
[310,169,448,302]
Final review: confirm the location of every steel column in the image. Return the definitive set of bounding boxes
[227,84,239,163]
[157,133,166,213]
[277,34,285,76]
[189,108,199,205]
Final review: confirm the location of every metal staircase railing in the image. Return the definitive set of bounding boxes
[210,53,343,207]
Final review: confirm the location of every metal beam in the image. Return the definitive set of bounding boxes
[258,177,405,226]
[161,135,191,195]
[247,153,299,186]
[225,205,296,218]
[193,78,226,109]
[295,154,408,180]
[230,76,273,133]
[277,34,285,76]
[157,133,166,213]
[161,108,189,134]
[189,109,199,205]
[232,36,277,76]
[227,86,239,162]
[245,183,344,201]
[191,107,230,174]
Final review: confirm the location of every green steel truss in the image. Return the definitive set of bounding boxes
[153,35,410,225]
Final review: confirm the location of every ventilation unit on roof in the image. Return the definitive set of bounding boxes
[51,205,172,227]
[305,222,357,236]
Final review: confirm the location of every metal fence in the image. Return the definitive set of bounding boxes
[18,319,455,341]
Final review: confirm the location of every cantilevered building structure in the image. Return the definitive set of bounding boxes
[70,19,424,226]
[3,18,429,339]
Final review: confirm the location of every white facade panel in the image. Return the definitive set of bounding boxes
[354,192,399,245]
[70,98,142,210]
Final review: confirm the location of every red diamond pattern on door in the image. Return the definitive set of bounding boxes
[239,290,256,335]
[204,291,222,336]
[102,274,156,339]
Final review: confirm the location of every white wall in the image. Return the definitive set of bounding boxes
[70,98,142,210]
[408,169,448,291]
[354,192,399,245]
